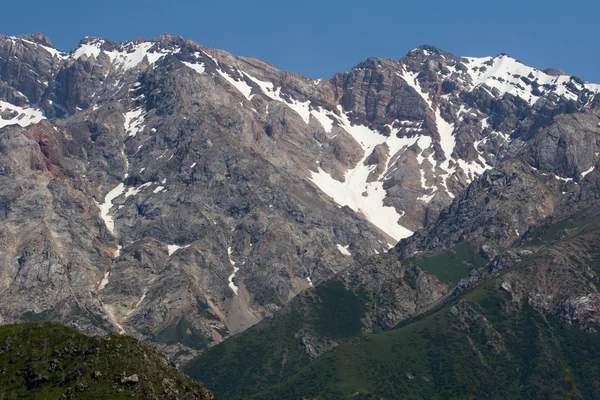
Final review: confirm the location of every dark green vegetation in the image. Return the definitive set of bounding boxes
[186,205,600,399]
[406,242,487,287]
[254,283,596,399]
[250,212,600,399]
[0,322,213,399]
[183,280,367,399]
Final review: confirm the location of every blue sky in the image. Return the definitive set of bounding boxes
[3,0,599,82]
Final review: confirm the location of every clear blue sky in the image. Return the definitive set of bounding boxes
[3,0,599,83]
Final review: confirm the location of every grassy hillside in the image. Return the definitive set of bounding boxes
[405,242,487,287]
[254,281,598,399]
[252,213,600,399]
[0,322,213,399]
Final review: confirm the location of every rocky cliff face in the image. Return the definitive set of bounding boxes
[394,109,599,260]
[1,32,599,362]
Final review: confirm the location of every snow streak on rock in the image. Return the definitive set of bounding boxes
[581,166,595,179]
[227,247,240,295]
[168,244,190,256]
[401,69,494,198]
[182,61,206,75]
[96,183,125,234]
[72,39,179,71]
[310,107,416,242]
[463,55,600,105]
[244,72,337,132]
[0,101,45,128]
[124,107,146,137]
[336,244,352,256]
[216,69,253,100]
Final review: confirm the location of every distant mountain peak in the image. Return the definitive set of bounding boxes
[17,32,52,47]
[408,44,445,55]
[543,67,568,76]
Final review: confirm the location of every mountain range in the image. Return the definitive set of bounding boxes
[1,31,599,398]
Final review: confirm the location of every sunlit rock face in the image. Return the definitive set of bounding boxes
[0,33,598,362]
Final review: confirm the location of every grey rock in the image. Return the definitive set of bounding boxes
[120,374,139,384]
[543,68,567,76]
[523,113,598,179]
[0,32,599,364]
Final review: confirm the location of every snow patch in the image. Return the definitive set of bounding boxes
[97,271,110,291]
[309,107,415,242]
[417,192,436,203]
[117,42,155,70]
[167,244,190,256]
[124,107,146,137]
[73,41,103,59]
[96,183,125,233]
[310,107,336,133]
[227,247,240,295]
[463,55,600,104]
[285,98,311,124]
[216,69,253,100]
[581,166,595,179]
[555,175,574,183]
[400,70,458,198]
[124,182,152,198]
[72,39,178,71]
[113,245,122,258]
[182,61,206,75]
[0,101,45,129]
[17,38,66,59]
[336,244,352,256]
[244,73,337,132]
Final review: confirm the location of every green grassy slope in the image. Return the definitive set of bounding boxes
[253,214,600,399]
[406,242,487,287]
[254,280,600,399]
[0,322,213,399]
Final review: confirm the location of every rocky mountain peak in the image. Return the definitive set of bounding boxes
[543,67,568,76]
[404,44,447,59]
[401,44,462,71]
[78,35,108,46]
[18,32,52,47]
